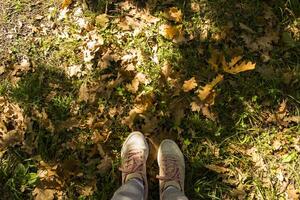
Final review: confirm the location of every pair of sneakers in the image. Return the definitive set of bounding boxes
[119,131,185,199]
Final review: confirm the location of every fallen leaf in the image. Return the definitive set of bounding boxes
[95,14,109,29]
[201,105,216,121]
[126,77,140,94]
[239,22,255,33]
[190,101,201,112]
[205,164,229,174]
[191,3,200,12]
[97,155,112,175]
[159,24,178,40]
[198,74,223,101]
[0,66,5,75]
[0,98,27,150]
[126,73,149,93]
[61,0,72,9]
[286,184,300,200]
[283,116,300,123]
[33,188,55,200]
[223,59,256,74]
[182,77,197,92]
[138,11,160,24]
[66,65,82,77]
[78,82,89,102]
[164,7,182,23]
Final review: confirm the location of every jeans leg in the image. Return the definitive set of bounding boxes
[111,178,144,200]
[162,186,188,200]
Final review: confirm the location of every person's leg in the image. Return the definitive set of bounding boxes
[111,131,149,200]
[157,139,189,200]
[111,178,144,200]
[161,186,188,200]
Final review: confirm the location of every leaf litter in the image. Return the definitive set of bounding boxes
[1,0,299,199]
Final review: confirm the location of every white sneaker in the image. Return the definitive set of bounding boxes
[119,131,149,199]
[157,139,185,198]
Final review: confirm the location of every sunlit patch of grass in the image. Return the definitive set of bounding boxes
[0,150,38,200]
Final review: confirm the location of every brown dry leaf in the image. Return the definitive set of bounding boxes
[98,50,116,70]
[190,101,201,112]
[79,185,94,196]
[123,93,154,128]
[173,27,186,43]
[138,11,160,24]
[277,100,287,119]
[182,77,197,92]
[201,105,216,121]
[122,105,145,128]
[286,184,299,200]
[0,65,5,75]
[164,7,183,23]
[97,155,112,175]
[159,24,178,40]
[141,115,159,133]
[198,74,223,101]
[126,77,140,94]
[117,16,140,31]
[0,98,27,150]
[126,73,149,94]
[61,0,72,9]
[223,59,256,74]
[161,62,172,78]
[284,116,300,123]
[78,82,89,102]
[191,3,200,12]
[32,188,55,200]
[205,164,229,174]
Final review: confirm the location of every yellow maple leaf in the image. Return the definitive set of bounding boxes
[198,74,223,101]
[164,7,183,23]
[159,24,178,40]
[182,77,197,92]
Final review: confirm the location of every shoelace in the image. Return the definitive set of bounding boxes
[156,156,181,182]
[119,149,144,176]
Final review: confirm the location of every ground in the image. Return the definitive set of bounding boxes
[0,0,299,199]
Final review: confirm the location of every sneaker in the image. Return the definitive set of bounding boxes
[119,131,149,199]
[156,139,185,198]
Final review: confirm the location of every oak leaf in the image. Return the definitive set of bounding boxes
[190,101,201,112]
[159,24,178,40]
[164,7,182,23]
[223,57,256,74]
[182,77,197,92]
[33,188,55,200]
[198,74,223,101]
